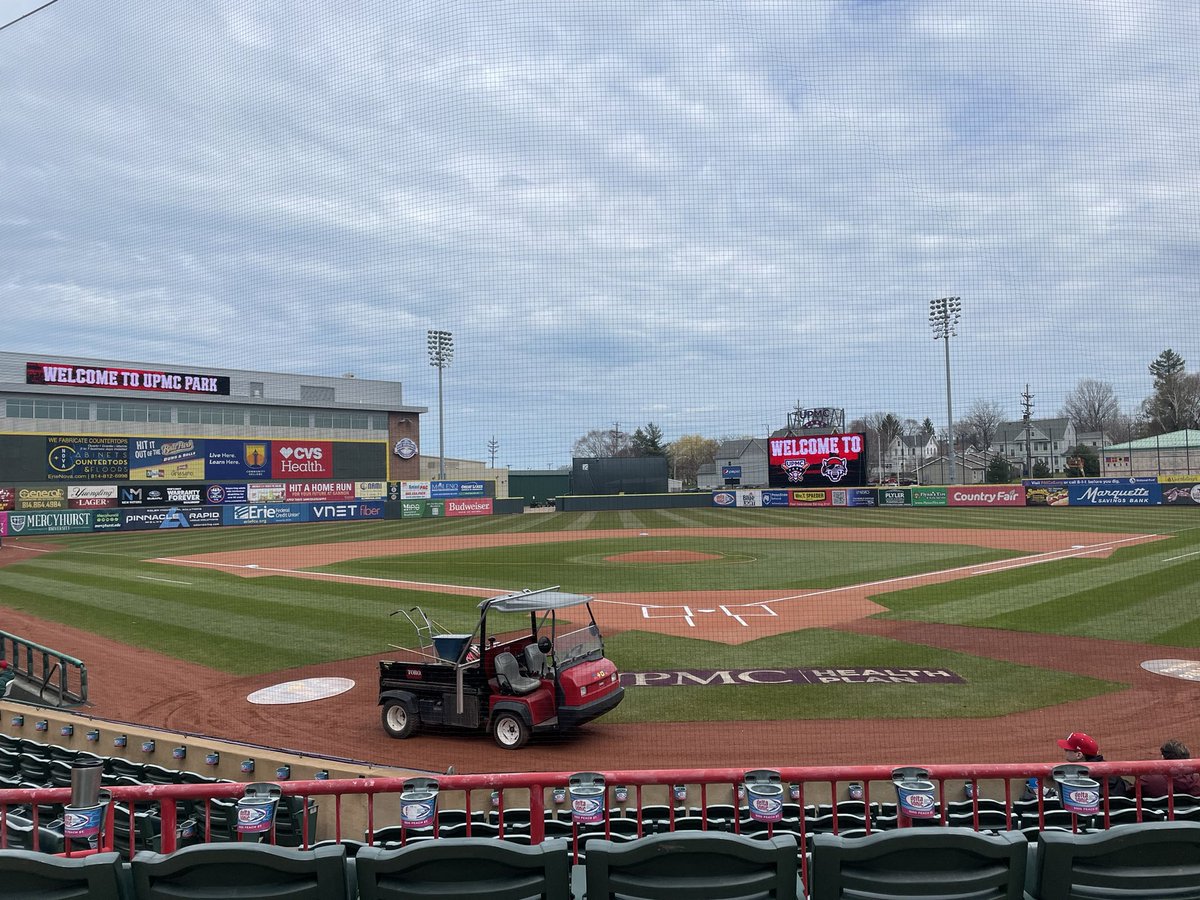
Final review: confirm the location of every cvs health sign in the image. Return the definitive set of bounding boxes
[271,442,333,479]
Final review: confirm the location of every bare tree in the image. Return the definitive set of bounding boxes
[667,435,718,487]
[860,411,903,477]
[1060,378,1121,433]
[572,427,632,458]
[960,399,1007,451]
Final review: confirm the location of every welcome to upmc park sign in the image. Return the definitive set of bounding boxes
[27,361,230,396]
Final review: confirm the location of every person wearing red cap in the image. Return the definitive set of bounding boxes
[0,660,13,698]
[1058,732,1132,798]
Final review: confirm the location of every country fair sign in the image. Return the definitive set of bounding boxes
[621,667,965,687]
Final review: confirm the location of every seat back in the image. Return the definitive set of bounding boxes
[809,827,1027,900]
[355,837,571,899]
[131,842,348,899]
[0,849,124,900]
[584,831,800,899]
[523,643,547,677]
[493,653,539,695]
[1035,821,1200,899]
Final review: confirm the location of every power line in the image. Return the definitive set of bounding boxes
[0,0,61,33]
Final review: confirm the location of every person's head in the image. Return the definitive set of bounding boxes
[1161,739,1191,760]
[1057,732,1099,760]
[0,660,8,671]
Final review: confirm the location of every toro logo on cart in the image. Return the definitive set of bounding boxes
[271,442,332,478]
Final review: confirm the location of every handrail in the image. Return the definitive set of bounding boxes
[0,630,87,706]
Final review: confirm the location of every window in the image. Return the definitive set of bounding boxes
[290,411,308,427]
[200,406,247,426]
[95,402,121,421]
[249,381,264,398]
[121,404,147,422]
[313,413,333,428]
[62,400,90,420]
[176,407,200,424]
[6,398,34,418]
[370,415,388,430]
[146,406,172,423]
[248,410,269,426]
[34,400,63,419]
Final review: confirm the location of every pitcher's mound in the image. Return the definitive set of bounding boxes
[605,550,721,564]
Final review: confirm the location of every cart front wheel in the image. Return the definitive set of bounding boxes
[493,712,530,750]
[381,700,417,739]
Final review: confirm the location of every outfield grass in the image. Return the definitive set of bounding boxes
[1,507,1195,722]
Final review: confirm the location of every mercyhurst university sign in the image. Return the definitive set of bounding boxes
[620,667,965,687]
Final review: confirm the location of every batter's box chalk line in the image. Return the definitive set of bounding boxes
[640,604,778,628]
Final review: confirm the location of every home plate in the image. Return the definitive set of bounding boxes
[247,677,356,705]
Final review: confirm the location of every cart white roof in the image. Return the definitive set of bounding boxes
[479,588,594,613]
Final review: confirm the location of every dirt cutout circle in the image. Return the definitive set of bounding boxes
[604,550,723,564]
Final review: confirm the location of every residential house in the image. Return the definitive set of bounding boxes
[991,418,1077,476]
[916,450,990,485]
[700,438,770,488]
[880,432,938,478]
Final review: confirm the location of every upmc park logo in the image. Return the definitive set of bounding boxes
[271,442,332,479]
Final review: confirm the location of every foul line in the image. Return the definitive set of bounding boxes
[137,575,193,585]
[1164,549,1200,562]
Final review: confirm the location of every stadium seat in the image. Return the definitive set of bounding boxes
[0,813,65,854]
[354,836,571,899]
[1032,820,1200,898]
[131,842,349,899]
[809,827,1027,900]
[582,831,802,899]
[0,848,125,899]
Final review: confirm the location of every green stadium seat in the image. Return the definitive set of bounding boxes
[131,842,349,899]
[1032,820,1200,899]
[0,848,125,899]
[582,831,802,899]
[354,836,571,899]
[809,826,1027,900]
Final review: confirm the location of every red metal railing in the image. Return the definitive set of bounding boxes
[4,759,1200,889]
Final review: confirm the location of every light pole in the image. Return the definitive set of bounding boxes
[427,329,453,480]
[929,297,962,485]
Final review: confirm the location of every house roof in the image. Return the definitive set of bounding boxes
[714,438,767,459]
[994,418,1073,442]
[1104,429,1200,451]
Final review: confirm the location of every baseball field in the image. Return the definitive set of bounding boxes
[1,505,1197,773]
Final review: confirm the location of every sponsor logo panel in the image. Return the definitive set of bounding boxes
[247,483,286,503]
[130,459,206,481]
[120,506,224,530]
[45,436,129,481]
[788,490,830,507]
[1067,478,1162,506]
[271,442,333,479]
[0,512,6,536]
[16,486,67,510]
[355,481,387,500]
[0,488,12,511]
[911,487,946,507]
[737,490,762,508]
[878,488,911,507]
[286,482,355,502]
[848,488,878,507]
[92,510,123,531]
[4,510,94,534]
[205,440,271,480]
[947,485,1026,506]
[761,490,790,507]
[308,502,363,520]
[204,483,248,504]
[222,503,310,526]
[445,498,493,517]
[399,500,426,518]
[1162,482,1200,505]
[711,491,736,507]
[399,481,431,500]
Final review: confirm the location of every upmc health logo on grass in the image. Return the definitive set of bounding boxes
[271,442,333,479]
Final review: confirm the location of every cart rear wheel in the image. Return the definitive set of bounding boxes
[381,700,417,739]
[493,712,530,750]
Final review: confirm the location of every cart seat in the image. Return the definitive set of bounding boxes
[493,653,541,695]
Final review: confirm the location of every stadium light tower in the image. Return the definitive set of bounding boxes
[427,329,454,480]
[929,297,962,485]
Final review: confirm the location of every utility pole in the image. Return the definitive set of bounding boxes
[487,436,499,468]
[1021,384,1035,477]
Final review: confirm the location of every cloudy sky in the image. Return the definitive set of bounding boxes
[1,1,1196,467]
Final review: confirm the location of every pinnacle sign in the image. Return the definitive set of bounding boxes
[767,432,867,489]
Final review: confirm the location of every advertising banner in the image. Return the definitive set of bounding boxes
[768,432,868,488]
[308,500,387,521]
[878,488,911,507]
[1159,474,1200,483]
[205,440,271,480]
[426,500,445,517]
[120,506,224,530]
[130,459,206,481]
[204,484,247,504]
[129,438,206,481]
[222,503,309,526]
[1067,477,1162,506]
[15,486,67,510]
[0,488,12,511]
[247,483,287,503]
[67,485,118,509]
[0,512,6,536]
[271,441,333,479]
[398,500,426,518]
[848,488,879,507]
[92,510,123,531]
[911,487,947,507]
[761,490,790,507]
[399,481,432,500]
[736,490,762,508]
[430,481,486,498]
[4,510,94,535]
[711,490,736,508]
[1023,479,1070,507]
[286,482,355,503]
[948,485,1026,507]
[1162,482,1200,505]
[356,481,388,500]
[445,498,493,517]
[45,436,129,481]
[721,466,742,479]
[27,361,229,395]
[788,489,831,507]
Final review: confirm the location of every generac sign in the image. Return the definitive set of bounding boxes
[948,485,1026,506]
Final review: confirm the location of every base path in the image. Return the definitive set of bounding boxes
[0,526,1181,774]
